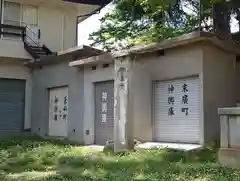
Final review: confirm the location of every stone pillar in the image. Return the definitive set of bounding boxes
[114,56,134,152]
[220,115,229,148]
[218,108,240,168]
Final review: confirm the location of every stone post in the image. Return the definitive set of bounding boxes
[114,56,134,152]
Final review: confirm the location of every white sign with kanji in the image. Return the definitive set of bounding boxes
[101,92,108,123]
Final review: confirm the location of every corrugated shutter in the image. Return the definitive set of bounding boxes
[48,87,68,137]
[154,77,201,143]
[95,81,114,145]
[0,79,25,131]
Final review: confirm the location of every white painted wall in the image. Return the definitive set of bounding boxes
[37,5,77,52]
[83,64,114,145]
[0,1,78,60]
[125,44,204,142]
[32,62,85,143]
[203,44,236,142]
[0,39,32,59]
[0,59,32,129]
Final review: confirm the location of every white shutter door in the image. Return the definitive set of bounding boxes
[154,77,201,143]
[49,87,68,137]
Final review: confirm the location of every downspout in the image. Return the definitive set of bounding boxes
[0,0,2,24]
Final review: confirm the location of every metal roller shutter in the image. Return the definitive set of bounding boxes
[0,79,25,132]
[154,77,201,143]
[94,81,114,145]
[48,86,68,137]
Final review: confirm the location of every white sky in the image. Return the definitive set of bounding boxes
[78,4,113,46]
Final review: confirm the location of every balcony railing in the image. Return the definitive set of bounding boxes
[0,23,26,41]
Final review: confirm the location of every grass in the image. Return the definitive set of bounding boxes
[0,136,239,181]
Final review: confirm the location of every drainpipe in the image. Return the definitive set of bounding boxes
[0,0,2,24]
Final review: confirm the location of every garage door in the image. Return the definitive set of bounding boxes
[0,79,25,132]
[95,81,114,145]
[49,86,68,137]
[154,77,200,143]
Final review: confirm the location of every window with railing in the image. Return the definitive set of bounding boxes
[0,1,40,45]
[2,1,22,40]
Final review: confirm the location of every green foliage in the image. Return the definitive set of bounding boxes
[89,0,240,51]
[0,136,239,181]
[88,0,208,50]
[89,0,201,51]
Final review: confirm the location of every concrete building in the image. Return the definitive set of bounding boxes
[69,31,240,146]
[1,0,240,147]
[31,48,112,144]
[112,31,240,146]
[0,0,110,139]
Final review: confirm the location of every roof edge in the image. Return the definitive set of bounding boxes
[112,31,240,58]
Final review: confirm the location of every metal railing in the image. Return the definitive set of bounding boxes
[2,18,40,46]
[0,23,25,41]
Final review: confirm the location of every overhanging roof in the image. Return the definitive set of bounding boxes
[63,0,111,5]
[25,45,105,68]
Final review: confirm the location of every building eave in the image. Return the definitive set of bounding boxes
[63,0,111,5]
[25,45,105,68]
[112,31,240,58]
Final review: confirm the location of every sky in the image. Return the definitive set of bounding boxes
[78,4,113,46]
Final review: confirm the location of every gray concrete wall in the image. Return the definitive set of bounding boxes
[203,44,236,143]
[130,44,203,142]
[236,62,240,103]
[83,64,114,145]
[31,62,84,143]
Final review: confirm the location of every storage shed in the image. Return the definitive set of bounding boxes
[30,46,112,144]
[113,31,240,145]
[30,31,240,146]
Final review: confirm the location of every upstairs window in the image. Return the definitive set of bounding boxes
[2,1,21,39]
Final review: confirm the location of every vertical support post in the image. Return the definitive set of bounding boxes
[0,0,3,39]
[114,56,134,152]
[0,0,2,25]
[220,115,229,148]
[126,56,134,150]
[0,25,2,38]
[21,28,25,41]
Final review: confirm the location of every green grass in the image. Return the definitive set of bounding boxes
[0,136,239,181]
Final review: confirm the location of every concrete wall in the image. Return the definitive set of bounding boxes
[0,1,78,60]
[37,5,77,52]
[83,64,114,145]
[202,44,236,143]
[236,62,240,103]
[0,40,32,59]
[0,58,32,130]
[31,62,84,143]
[130,44,203,142]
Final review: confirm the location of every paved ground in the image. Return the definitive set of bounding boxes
[85,142,202,152]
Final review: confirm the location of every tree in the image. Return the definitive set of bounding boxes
[89,0,240,51]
